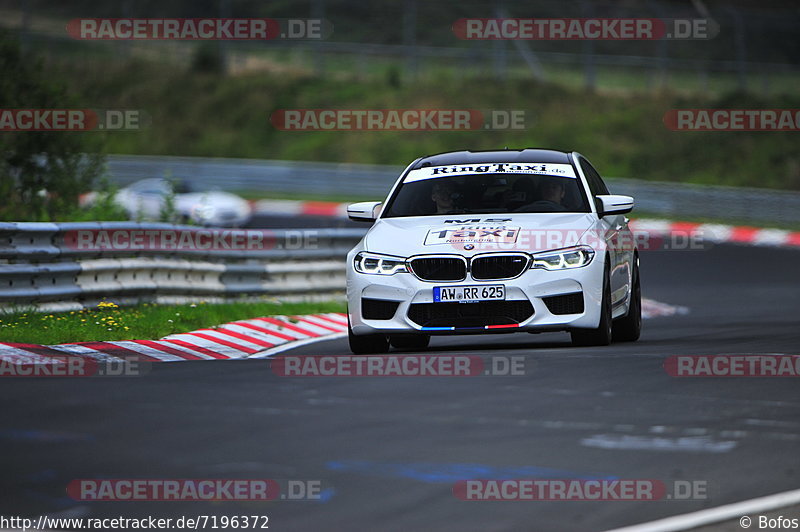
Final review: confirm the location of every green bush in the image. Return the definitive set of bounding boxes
[0,31,106,221]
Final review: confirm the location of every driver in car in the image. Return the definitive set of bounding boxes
[516,177,568,212]
[431,180,459,214]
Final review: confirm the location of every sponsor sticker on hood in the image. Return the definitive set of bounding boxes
[424,225,521,245]
[405,162,576,183]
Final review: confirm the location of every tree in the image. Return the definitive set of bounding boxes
[0,30,105,221]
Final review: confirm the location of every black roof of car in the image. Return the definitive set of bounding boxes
[411,149,572,170]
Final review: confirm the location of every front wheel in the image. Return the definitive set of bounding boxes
[571,261,612,347]
[612,258,642,343]
[348,316,389,354]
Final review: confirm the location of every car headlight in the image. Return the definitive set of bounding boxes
[531,246,595,270]
[354,252,408,275]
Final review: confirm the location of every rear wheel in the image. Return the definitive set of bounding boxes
[571,262,612,347]
[348,315,389,354]
[612,258,641,343]
[389,334,430,350]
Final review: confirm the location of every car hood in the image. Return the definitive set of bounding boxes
[363,213,597,257]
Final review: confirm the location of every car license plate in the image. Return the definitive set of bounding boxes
[433,285,505,303]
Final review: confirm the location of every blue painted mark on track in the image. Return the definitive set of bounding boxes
[317,488,336,502]
[326,460,617,483]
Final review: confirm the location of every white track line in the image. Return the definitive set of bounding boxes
[50,343,122,362]
[244,319,312,339]
[108,341,187,362]
[282,318,341,336]
[321,312,348,325]
[161,334,250,358]
[0,346,59,364]
[249,332,348,358]
[217,323,292,346]
[605,487,800,532]
[184,329,265,351]
[299,315,348,330]
[154,341,220,360]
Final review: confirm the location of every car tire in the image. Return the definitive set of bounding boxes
[570,261,612,347]
[389,335,431,350]
[612,257,642,343]
[348,315,389,354]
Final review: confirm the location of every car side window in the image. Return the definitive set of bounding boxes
[579,158,610,196]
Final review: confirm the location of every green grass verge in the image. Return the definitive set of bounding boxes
[46,57,800,191]
[0,300,346,345]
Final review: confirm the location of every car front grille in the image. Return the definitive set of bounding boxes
[407,300,534,328]
[471,254,529,280]
[361,298,401,320]
[408,256,467,282]
[542,292,585,315]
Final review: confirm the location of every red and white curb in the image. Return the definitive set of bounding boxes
[630,218,800,248]
[641,298,688,319]
[0,313,348,364]
[250,199,800,249]
[251,199,348,218]
[0,300,688,365]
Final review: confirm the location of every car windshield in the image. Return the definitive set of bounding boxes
[128,179,171,195]
[128,179,197,195]
[382,171,590,218]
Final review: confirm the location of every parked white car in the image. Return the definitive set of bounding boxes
[346,149,641,353]
[112,178,251,227]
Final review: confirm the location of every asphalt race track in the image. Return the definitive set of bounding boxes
[1,243,799,531]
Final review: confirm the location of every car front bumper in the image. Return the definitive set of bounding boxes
[347,253,606,336]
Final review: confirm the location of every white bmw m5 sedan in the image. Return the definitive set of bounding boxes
[346,149,641,353]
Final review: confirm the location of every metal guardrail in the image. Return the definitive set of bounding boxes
[106,155,398,197]
[0,222,367,312]
[107,155,800,226]
[607,178,800,227]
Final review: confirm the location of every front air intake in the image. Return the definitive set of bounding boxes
[362,298,401,320]
[407,300,534,328]
[471,254,529,280]
[408,256,467,282]
[542,292,585,315]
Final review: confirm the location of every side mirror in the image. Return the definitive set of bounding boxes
[596,195,634,217]
[347,201,383,222]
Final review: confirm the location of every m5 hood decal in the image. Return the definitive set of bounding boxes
[364,213,596,256]
[424,225,520,245]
